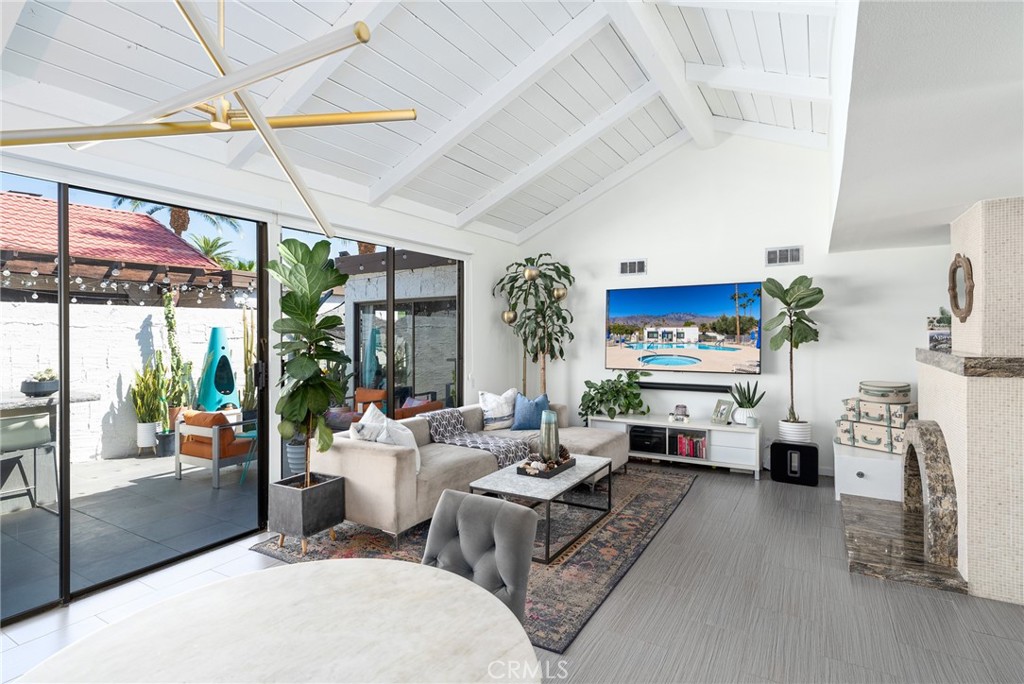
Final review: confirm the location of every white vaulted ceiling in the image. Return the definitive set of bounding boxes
[0,1,839,243]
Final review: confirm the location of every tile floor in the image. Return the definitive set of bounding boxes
[1,457,258,621]
[2,466,1022,684]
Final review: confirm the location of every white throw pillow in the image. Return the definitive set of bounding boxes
[479,388,517,431]
[350,404,421,472]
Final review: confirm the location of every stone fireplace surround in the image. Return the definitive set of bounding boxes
[842,198,1022,605]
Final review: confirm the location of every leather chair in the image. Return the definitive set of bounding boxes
[422,489,538,623]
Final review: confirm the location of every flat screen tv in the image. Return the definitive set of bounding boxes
[606,282,762,374]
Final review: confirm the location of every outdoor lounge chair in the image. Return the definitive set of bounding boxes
[175,410,254,489]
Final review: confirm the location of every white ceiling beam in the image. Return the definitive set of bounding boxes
[666,2,837,17]
[456,81,660,229]
[226,1,397,170]
[713,117,827,149]
[69,19,369,151]
[609,3,716,149]
[687,63,830,101]
[175,0,334,237]
[368,3,612,206]
[511,130,693,244]
[1,0,27,51]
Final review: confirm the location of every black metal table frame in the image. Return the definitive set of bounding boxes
[471,460,612,564]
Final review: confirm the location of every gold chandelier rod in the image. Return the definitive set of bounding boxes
[0,110,417,147]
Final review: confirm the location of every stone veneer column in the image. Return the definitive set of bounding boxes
[917,196,1024,605]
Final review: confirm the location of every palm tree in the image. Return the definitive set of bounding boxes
[189,235,235,268]
[111,197,241,237]
[231,259,256,272]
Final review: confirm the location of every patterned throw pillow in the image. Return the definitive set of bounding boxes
[479,388,517,431]
[511,393,549,430]
[423,408,468,442]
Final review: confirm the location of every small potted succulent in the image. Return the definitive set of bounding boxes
[729,381,765,427]
[21,368,59,397]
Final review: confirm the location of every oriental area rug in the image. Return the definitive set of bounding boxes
[252,465,695,653]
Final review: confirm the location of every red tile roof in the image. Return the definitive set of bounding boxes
[0,192,219,270]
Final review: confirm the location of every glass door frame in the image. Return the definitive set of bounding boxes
[352,247,464,418]
[1,182,270,626]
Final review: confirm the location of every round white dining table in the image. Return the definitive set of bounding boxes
[21,558,541,683]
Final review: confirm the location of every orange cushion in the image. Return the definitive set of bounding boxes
[394,400,444,420]
[183,411,233,452]
[180,437,253,460]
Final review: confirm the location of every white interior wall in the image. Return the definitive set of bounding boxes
[518,135,950,474]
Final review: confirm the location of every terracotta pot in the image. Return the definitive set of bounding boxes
[167,406,186,429]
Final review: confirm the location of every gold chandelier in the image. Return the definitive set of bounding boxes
[0,0,417,238]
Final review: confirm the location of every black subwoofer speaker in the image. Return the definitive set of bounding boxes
[770,441,819,486]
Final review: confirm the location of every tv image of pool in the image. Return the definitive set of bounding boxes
[627,343,740,352]
[639,355,701,367]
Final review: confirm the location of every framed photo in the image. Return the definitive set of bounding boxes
[711,399,734,425]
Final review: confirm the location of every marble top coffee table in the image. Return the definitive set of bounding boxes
[21,559,539,683]
[470,454,612,564]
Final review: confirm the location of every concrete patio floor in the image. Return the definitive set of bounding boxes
[1,456,259,621]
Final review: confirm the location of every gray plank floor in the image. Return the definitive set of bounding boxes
[535,465,1024,684]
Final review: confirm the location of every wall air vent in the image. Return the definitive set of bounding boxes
[765,246,803,267]
[619,259,647,276]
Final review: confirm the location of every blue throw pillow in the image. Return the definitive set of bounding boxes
[511,393,549,430]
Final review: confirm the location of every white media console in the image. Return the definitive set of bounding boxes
[588,414,762,480]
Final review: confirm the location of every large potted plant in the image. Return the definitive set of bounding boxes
[578,370,651,423]
[266,238,348,555]
[492,253,574,394]
[763,276,824,443]
[130,353,168,453]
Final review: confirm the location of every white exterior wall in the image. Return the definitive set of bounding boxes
[2,301,245,461]
[520,136,950,474]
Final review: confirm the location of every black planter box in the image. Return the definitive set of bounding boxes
[269,473,345,539]
[517,457,576,479]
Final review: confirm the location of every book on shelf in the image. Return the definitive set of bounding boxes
[676,434,707,459]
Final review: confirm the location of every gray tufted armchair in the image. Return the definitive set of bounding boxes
[421,489,539,623]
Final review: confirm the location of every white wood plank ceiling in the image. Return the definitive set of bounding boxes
[0,1,837,243]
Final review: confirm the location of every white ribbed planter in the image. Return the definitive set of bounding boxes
[136,422,158,449]
[732,407,757,426]
[778,420,812,443]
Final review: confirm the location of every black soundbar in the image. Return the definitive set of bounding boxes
[637,382,730,393]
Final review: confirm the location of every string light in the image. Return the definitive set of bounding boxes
[30,292,38,300]
[74,276,82,284]
[111,267,121,277]
[2,269,10,277]
[71,297,77,303]
[106,299,112,305]
[30,269,39,277]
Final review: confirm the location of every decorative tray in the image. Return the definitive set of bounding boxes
[516,457,576,479]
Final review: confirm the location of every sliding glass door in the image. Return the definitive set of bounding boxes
[0,174,268,623]
[0,174,63,620]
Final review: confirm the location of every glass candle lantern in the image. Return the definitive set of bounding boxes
[539,409,559,462]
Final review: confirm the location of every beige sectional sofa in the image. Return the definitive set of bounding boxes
[311,403,628,541]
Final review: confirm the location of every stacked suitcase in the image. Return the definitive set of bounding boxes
[834,381,916,455]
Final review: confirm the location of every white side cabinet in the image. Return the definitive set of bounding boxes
[588,414,761,480]
[833,443,904,502]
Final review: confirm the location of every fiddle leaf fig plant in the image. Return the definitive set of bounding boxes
[266,239,348,488]
[578,370,651,423]
[762,275,824,423]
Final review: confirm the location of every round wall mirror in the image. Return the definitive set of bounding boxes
[947,253,974,323]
